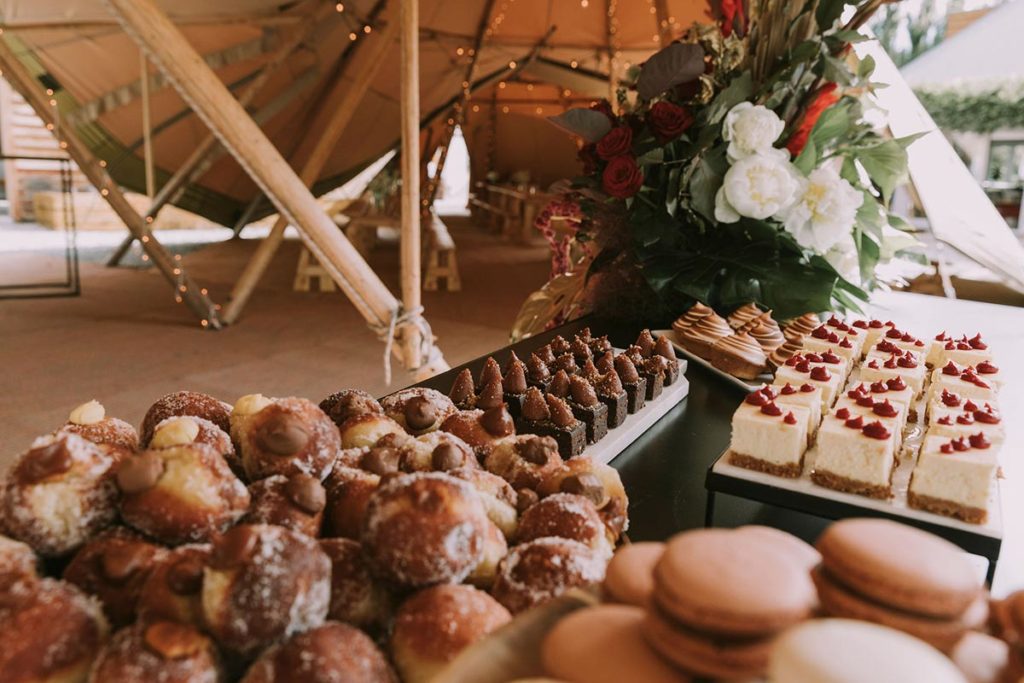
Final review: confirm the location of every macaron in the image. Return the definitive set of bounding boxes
[816,519,981,619]
[950,631,1009,683]
[768,619,969,683]
[603,542,664,608]
[541,605,689,683]
[641,604,773,680]
[653,528,816,637]
[812,566,986,652]
[736,525,821,571]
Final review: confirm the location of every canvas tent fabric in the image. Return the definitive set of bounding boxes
[0,0,709,228]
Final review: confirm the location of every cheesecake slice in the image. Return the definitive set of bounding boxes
[767,382,823,438]
[729,391,811,478]
[775,355,844,410]
[801,324,863,366]
[845,377,915,414]
[850,318,897,351]
[908,433,999,524]
[928,333,993,369]
[926,400,1005,445]
[875,326,928,357]
[859,352,927,398]
[928,362,1002,402]
[811,412,898,499]
[833,395,906,445]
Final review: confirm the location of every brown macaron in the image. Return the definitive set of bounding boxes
[816,518,982,619]
[653,528,816,637]
[603,542,664,608]
[541,605,690,683]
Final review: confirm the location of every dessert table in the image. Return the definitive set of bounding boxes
[414,291,1024,595]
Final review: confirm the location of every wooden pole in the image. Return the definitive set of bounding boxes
[399,0,423,368]
[140,51,155,197]
[222,11,400,325]
[653,0,672,48]
[0,36,221,327]
[605,0,618,104]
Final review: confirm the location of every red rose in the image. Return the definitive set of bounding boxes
[602,155,643,199]
[596,126,633,160]
[648,101,694,143]
[578,143,600,175]
[785,83,840,156]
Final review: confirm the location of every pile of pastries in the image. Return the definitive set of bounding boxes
[723,311,1004,524]
[444,328,681,460]
[537,518,1007,683]
[0,370,634,681]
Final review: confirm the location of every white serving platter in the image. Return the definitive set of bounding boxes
[654,329,767,392]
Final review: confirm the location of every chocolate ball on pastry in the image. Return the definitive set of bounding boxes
[235,397,340,482]
[116,443,250,546]
[380,388,456,435]
[391,584,512,683]
[484,434,562,490]
[466,519,509,589]
[319,538,392,631]
[0,534,38,590]
[397,431,478,473]
[239,621,398,683]
[0,578,109,683]
[447,466,519,538]
[362,472,488,588]
[58,400,139,453]
[243,473,326,537]
[440,406,516,459]
[337,411,406,450]
[201,524,331,657]
[88,620,222,683]
[150,414,240,477]
[63,528,167,627]
[137,544,211,627]
[539,456,629,542]
[517,493,613,558]
[318,389,383,429]
[1,433,122,557]
[491,537,607,614]
[322,466,380,540]
[141,391,233,448]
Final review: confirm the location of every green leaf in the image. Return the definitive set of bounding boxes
[853,140,910,204]
[704,72,754,126]
[808,102,851,151]
[637,147,665,165]
[510,271,586,341]
[794,137,818,175]
[822,54,854,86]
[816,0,848,31]
[857,54,876,80]
[636,43,706,100]
[547,109,612,143]
[689,146,727,221]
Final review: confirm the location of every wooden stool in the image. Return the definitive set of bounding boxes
[423,214,461,292]
[293,246,336,293]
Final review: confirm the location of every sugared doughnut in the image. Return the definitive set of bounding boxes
[58,400,139,453]
[141,391,232,447]
[338,412,406,449]
[440,406,516,458]
[492,537,607,614]
[319,389,383,428]
[0,534,38,590]
[87,620,221,683]
[151,414,240,478]
[116,443,250,545]
[447,466,518,538]
[63,528,167,627]
[137,544,211,628]
[602,542,664,608]
[484,434,562,490]
[244,473,326,537]
[1,433,122,556]
[235,397,340,481]
[0,578,109,682]
[323,466,380,540]
[381,387,457,435]
[362,472,488,588]
[517,493,613,557]
[319,538,392,631]
[357,442,405,477]
[201,524,331,657]
[467,519,509,589]
[240,621,398,683]
[391,585,511,683]
[539,456,629,541]
[398,431,477,473]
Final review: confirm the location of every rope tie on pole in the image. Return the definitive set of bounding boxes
[371,304,437,386]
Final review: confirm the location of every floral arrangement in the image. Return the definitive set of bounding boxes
[513,0,924,340]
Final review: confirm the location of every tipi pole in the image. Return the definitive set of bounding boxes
[399,0,423,367]
[222,9,400,325]
[0,35,221,327]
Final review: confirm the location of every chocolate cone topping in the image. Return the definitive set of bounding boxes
[636,329,656,356]
[536,345,556,365]
[285,473,326,514]
[654,335,676,361]
[591,335,612,353]
[503,361,528,394]
[549,370,571,398]
[255,412,310,456]
[404,395,437,431]
[449,368,476,405]
[553,353,577,374]
[522,387,550,422]
[504,351,521,373]
[595,351,615,374]
[614,355,640,384]
[581,358,600,381]
[481,406,515,437]
[479,357,503,388]
[117,452,165,494]
[476,378,505,410]
[597,370,624,397]
[569,375,599,407]
[577,327,593,343]
[571,338,592,360]
[550,335,570,355]
[546,394,576,428]
[527,353,550,382]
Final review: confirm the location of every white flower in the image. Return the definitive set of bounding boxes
[715,153,801,223]
[825,235,861,285]
[779,165,864,253]
[723,102,786,162]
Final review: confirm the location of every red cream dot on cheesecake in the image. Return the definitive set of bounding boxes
[942,361,960,376]
[827,332,840,343]
[811,326,830,339]
[883,357,898,369]
[944,341,956,350]
[760,402,782,416]
[839,338,853,348]
[897,355,917,369]
[853,320,867,329]
[804,353,822,363]
[800,384,815,393]
[886,328,903,339]
[869,381,888,394]
[940,443,953,454]
[844,415,864,429]
[969,432,991,449]
[760,386,778,399]
[835,408,851,420]
[785,355,802,367]
[976,361,998,374]
[956,414,975,425]
[820,351,841,364]
[862,421,890,440]
[969,334,987,350]
[856,395,874,408]
[964,400,979,411]
[847,387,867,400]
[876,340,899,354]
[935,331,949,341]
[952,437,969,452]
[810,366,830,381]
[937,416,953,425]
[783,412,797,425]
[872,400,898,418]
[886,377,906,391]
[780,383,797,395]
[900,332,915,343]
[974,409,1000,425]
[867,360,880,369]
[941,390,961,407]
[745,391,768,406]
[796,361,811,373]
[870,320,885,329]
[956,341,971,350]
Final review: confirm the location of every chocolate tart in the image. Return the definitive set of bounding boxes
[502,360,529,419]
[594,371,628,428]
[652,336,681,386]
[613,354,647,413]
[566,376,608,445]
[448,368,476,410]
[526,353,552,392]
[515,388,585,459]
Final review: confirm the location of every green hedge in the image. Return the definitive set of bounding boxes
[915,83,1024,133]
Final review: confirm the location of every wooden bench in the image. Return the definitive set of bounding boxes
[423,212,460,292]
